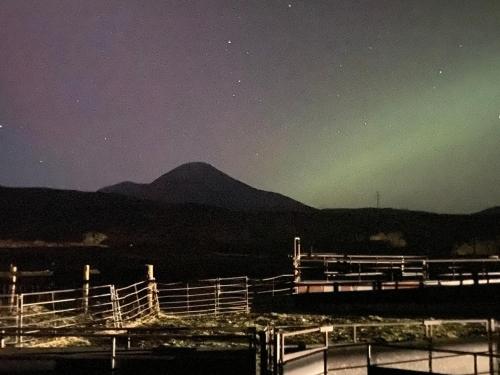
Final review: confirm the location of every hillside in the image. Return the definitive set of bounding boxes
[1,185,499,281]
[99,162,314,213]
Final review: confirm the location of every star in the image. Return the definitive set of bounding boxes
[227,40,232,44]
[0,124,3,128]
[288,3,292,8]
[438,69,443,75]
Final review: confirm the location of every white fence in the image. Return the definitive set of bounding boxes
[157,276,250,316]
[0,275,259,345]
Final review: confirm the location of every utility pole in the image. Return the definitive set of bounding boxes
[376,191,380,209]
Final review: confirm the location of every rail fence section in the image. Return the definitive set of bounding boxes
[157,276,250,316]
[0,275,289,345]
[261,319,500,375]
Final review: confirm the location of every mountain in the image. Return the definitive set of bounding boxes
[98,162,314,212]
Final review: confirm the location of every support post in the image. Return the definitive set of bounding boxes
[145,264,157,315]
[323,330,329,375]
[293,237,301,294]
[487,319,495,375]
[9,265,17,310]
[111,336,117,370]
[215,278,220,315]
[17,294,23,347]
[259,330,268,375]
[245,276,250,314]
[83,265,90,314]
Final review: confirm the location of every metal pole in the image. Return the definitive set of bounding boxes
[428,345,433,373]
[245,276,250,314]
[111,336,116,370]
[9,265,17,310]
[323,330,329,375]
[146,264,155,314]
[487,319,495,375]
[17,294,23,347]
[293,237,301,294]
[83,265,90,315]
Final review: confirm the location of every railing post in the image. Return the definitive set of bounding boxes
[487,318,495,375]
[323,330,329,375]
[17,294,23,347]
[187,282,190,314]
[145,264,158,315]
[293,237,301,294]
[111,336,117,370]
[366,343,371,367]
[473,353,478,375]
[273,329,280,375]
[110,285,122,328]
[215,278,220,315]
[9,265,17,310]
[259,330,268,375]
[353,325,357,343]
[428,344,433,373]
[245,276,250,314]
[82,265,90,315]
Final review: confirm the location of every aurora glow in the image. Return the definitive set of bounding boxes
[1,0,499,213]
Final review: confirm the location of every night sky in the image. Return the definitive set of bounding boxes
[1,1,499,214]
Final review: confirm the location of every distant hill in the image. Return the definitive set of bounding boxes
[0,184,499,279]
[99,162,314,212]
[474,206,500,215]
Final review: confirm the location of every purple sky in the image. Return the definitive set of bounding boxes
[1,1,499,213]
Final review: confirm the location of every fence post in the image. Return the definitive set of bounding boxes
[187,282,190,314]
[215,278,221,315]
[145,264,158,315]
[110,336,117,370]
[17,294,23,347]
[245,276,250,314]
[487,318,495,375]
[110,285,122,328]
[428,344,433,373]
[293,237,301,294]
[9,265,17,310]
[83,265,90,315]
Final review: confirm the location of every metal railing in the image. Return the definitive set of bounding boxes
[261,319,499,375]
[0,326,257,371]
[157,276,249,317]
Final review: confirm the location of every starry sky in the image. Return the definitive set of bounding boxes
[1,0,499,214]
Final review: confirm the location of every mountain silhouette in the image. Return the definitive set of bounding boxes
[98,162,314,212]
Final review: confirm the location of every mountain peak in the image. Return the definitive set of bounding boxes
[152,162,230,185]
[99,162,314,212]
